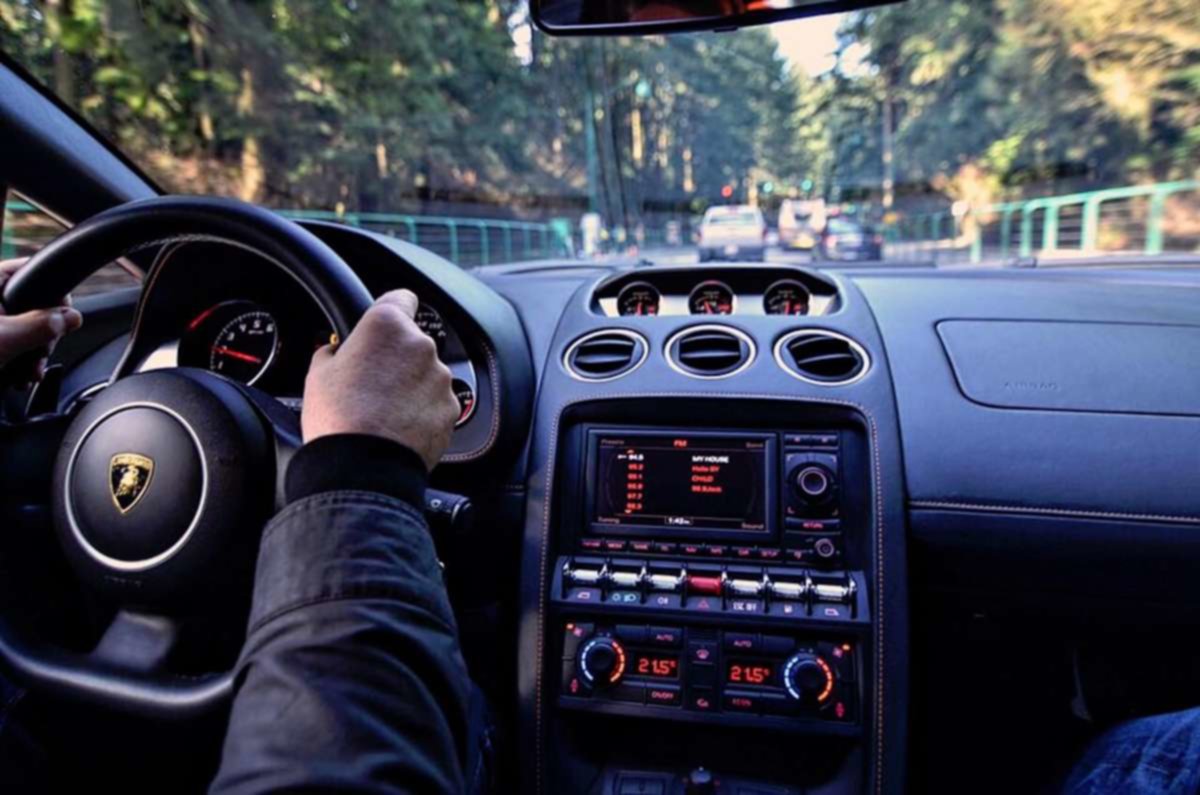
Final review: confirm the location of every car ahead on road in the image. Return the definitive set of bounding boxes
[697,205,767,262]
[777,198,824,251]
[817,217,884,261]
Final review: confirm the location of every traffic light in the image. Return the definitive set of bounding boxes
[721,184,734,199]
[761,181,775,195]
[801,178,814,193]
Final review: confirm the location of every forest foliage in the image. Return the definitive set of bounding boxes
[1,0,1196,229]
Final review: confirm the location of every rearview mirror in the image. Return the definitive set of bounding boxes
[532,0,901,37]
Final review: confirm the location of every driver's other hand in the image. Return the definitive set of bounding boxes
[0,258,83,385]
[301,289,459,471]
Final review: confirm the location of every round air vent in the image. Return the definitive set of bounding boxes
[666,325,755,379]
[774,330,870,385]
[563,329,649,382]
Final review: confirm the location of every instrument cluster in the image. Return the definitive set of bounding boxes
[174,298,477,427]
[597,267,839,318]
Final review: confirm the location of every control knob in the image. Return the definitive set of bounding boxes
[685,767,716,795]
[792,464,835,504]
[577,637,627,688]
[782,652,835,705]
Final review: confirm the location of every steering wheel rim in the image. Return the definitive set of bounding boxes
[2,195,372,337]
[0,196,374,720]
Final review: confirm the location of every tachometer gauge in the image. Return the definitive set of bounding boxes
[415,304,448,355]
[763,280,810,316]
[208,310,279,384]
[688,280,735,315]
[452,377,476,427]
[616,282,661,316]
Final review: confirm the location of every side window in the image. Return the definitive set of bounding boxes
[2,192,140,297]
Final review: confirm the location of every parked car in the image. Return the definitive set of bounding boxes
[817,216,884,261]
[698,205,767,261]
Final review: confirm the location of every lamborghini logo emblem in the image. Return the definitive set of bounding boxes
[110,453,154,514]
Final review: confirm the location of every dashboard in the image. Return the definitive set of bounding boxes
[47,219,1200,795]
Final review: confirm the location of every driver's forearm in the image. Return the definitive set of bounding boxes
[210,491,469,794]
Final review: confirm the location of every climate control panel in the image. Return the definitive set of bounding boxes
[559,621,858,728]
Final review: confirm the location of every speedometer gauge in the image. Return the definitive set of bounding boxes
[763,280,810,316]
[617,282,661,316]
[688,280,735,315]
[209,310,279,384]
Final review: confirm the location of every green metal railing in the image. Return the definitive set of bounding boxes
[277,209,573,266]
[890,180,1200,263]
[2,201,574,267]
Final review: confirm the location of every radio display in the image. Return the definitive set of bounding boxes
[591,431,773,534]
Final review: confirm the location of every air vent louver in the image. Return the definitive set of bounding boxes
[565,330,647,381]
[777,330,869,384]
[667,326,754,378]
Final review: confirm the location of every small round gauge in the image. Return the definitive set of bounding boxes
[208,310,279,384]
[763,280,811,316]
[688,280,735,315]
[452,377,476,427]
[616,282,661,316]
[415,304,448,354]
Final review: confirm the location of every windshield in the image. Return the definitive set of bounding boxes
[2,1,1197,267]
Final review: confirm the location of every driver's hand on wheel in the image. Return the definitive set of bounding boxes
[301,288,459,471]
[0,258,83,387]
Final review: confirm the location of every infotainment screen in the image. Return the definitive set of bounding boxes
[590,431,773,534]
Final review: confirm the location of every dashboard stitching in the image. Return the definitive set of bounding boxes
[909,500,1200,525]
[442,337,501,463]
[533,391,886,795]
[111,242,183,381]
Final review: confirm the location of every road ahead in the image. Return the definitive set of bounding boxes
[631,246,817,266]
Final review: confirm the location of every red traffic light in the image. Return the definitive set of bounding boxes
[720,185,734,199]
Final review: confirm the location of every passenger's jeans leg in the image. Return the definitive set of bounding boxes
[1063,707,1200,794]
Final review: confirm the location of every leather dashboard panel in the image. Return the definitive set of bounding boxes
[938,319,1200,416]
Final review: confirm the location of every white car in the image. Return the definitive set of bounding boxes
[697,205,767,262]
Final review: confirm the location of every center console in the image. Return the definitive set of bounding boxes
[541,414,875,792]
[518,266,905,795]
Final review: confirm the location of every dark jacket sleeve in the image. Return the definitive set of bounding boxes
[210,435,468,794]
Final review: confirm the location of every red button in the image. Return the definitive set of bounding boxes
[604,539,627,552]
[630,540,652,552]
[688,575,723,595]
[580,539,603,550]
[707,545,727,556]
[681,544,703,556]
[733,547,754,558]
[758,547,782,560]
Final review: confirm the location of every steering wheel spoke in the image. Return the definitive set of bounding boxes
[91,610,180,675]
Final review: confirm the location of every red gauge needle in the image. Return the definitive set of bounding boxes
[212,346,263,364]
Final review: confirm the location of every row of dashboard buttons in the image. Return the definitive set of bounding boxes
[559,557,859,620]
[581,530,839,558]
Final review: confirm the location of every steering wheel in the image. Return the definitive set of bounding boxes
[0,196,373,719]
